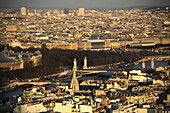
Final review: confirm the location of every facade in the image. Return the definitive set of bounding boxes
[1,47,42,71]
[0,52,24,71]
[53,103,72,113]
[6,25,17,32]
[88,40,105,50]
[129,70,152,82]
[128,80,138,86]
[45,38,170,51]
[131,42,156,47]
[14,103,47,113]
[129,74,152,82]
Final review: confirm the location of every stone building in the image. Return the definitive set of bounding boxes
[6,25,18,32]
[0,47,42,71]
[70,70,79,91]
[0,52,24,71]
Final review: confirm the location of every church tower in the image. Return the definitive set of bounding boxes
[83,57,87,69]
[73,58,77,71]
[70,70,79,91]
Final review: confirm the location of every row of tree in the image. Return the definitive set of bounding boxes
[0,44,138,81]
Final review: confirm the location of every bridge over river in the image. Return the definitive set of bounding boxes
[2,81,57,89]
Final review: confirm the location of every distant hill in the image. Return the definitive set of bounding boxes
[0,5,169,10]
[143,6,170,10]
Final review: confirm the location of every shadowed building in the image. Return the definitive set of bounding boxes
[1,47,42,70]
[0,52,24,71]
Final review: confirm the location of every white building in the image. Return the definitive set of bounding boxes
[130,74,152,82]
[137,108,154,113]
[13,103,47,113]
[129,70,152,82]
[79,105,92,113]
[53,103,72,113]
[130,70,146,76]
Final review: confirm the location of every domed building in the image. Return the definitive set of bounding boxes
[0,52,24,71]
[1,46,42,70]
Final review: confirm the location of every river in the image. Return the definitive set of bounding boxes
[133,61,168,70]
[0,61,168,99]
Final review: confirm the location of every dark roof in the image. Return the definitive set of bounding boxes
[0,52,17,62]
[0,34,7,38]
[80,85,100,91]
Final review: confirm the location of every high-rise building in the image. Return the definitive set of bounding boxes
[79,8,84,15]
[21,7,26,15]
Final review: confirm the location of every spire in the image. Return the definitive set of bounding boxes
[73,70,76,78]
[70,70,79,91]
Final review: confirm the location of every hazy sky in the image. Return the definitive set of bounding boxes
[0,0,169,9]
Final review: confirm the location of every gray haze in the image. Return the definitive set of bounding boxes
[0,0,169,9]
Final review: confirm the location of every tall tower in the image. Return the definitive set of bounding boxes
[70,70,79,91]
[73,58,77,71]
[83,57,87,69]
[21,7,26,15]
[79,8,84,15]
[142,59,145,69]
[151,58,154,69]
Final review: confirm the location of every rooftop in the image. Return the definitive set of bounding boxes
[0,52,18,62]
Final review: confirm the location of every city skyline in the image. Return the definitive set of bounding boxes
[0,0,169,9]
